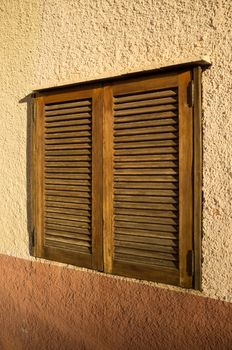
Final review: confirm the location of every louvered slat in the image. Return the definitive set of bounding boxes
[44,98,92,254]
[113,87,179,271]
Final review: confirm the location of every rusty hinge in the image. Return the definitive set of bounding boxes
[187,80,194,107]
[187,250,195,276]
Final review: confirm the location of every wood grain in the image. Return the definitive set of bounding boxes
[103,86,114,273]
[178,70,193,288]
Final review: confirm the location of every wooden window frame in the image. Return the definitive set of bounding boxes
[31,62,208,290]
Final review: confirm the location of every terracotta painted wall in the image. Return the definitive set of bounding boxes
[0,254,232,350]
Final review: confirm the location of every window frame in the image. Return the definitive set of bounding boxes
[31,63,206,290]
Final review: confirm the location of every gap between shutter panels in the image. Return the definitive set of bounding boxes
[43,98,92,254]
[112,87,180,271]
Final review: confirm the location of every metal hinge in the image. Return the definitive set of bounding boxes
[31,227,35,248]
[187,80,194,107]
[187,250,195,276]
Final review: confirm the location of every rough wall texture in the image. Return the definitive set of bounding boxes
[0,254,232,350]
[0,0,231,302]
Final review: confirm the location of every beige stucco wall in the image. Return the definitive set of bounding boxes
[0,0,231,302]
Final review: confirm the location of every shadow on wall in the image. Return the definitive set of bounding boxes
[19,94,34,256]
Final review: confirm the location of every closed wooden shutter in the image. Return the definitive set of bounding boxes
[32,67,201,289]
[32,87,103,270]
[104,72,193,288]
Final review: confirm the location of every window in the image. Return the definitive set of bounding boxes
[31,65,203,289]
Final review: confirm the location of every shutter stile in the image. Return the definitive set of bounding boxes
[112,84,181,284]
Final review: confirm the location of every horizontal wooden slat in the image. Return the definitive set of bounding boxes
[45,118,91,128]
[115,147,178,156]
[46,195,90,204]
[114,201,177,211]
[45,229,91,241]
[115,111,177,123]
[45,137,91,144]
[44,113,91,122]
[114,89,177,103]
[45,212,90,223]
[115,233,177,246]
[45,190,90,198]
[115,154,177,162]
[115,247,177,261]
[114,161,178,169]
[114,253,178,269]
[45,156,91,162]
[45,162,91,172]
[115,240,177,254]
[45,131,91,139]
[114,169,177,175]
[45,161,91,167]
[115,220,177,232]
[114,125,177,136]
[114,118,177,130]
[115,134,178,143]
[115,194,177,204]
[45,167,91,174]
[114,208,177,218]
[45,142,91,150]
[46,230,90,243]
[114,104,177,116]
[45,201,91,210]
[45,148,91,155]
[115,188,177,197]
[45,125,91,133]
[45,100,91,110]
[114,182,178,190]
[115,214,177,225]
[115,227,177,239]
[115,175,178,182]
[45,179,91,186]
[45,106,91,116]
[114,140,177,150]
[45,174,91,180]
[45,223,90,235]
[45,239,91,253]
[45,184,91,192]
[45,235,91,248]
[45,207,90,217]
[114,97,177,111]
[46,217,90,229]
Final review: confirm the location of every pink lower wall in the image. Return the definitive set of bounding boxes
[0,254,231,350]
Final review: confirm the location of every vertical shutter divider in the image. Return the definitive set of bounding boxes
[103,86,114,273]
[92,88,104,271]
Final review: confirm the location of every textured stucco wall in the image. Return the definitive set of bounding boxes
[0,0,231,302]
[0,254,232,350]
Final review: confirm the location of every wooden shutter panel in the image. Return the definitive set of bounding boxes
[33,87,103,270]
[105,71,193,288]
[32,66,201,288]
